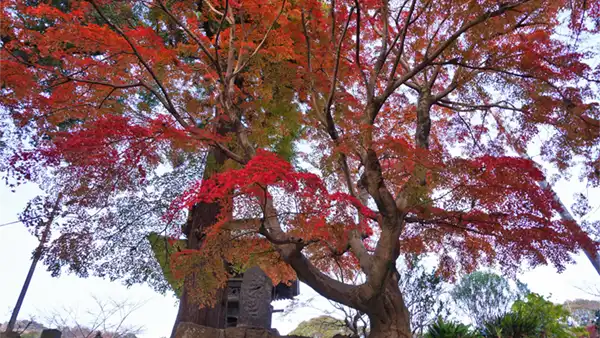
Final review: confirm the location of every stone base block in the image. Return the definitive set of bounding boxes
[175,323,308,338]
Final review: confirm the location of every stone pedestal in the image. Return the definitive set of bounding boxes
[0,332,21,338]
[175,322,308,338]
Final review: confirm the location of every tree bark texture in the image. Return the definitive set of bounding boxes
[365,277,412,338]
[170,124,233,337]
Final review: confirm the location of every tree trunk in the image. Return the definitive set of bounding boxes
[169,198,228,337]
[507,133,600,276]
[366,277,412,338]
[536,177,600,276]
[170,124,233,337]
[493,113,600,276]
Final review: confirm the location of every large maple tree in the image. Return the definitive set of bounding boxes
[1,0,599,337]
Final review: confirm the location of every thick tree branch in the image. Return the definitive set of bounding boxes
[395,88,434,208]
[252,191,365,308]
[283,246,365,310]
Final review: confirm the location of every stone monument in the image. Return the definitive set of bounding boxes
[175,266,302,338]
[225,267,299,329]
[237,266,273,329]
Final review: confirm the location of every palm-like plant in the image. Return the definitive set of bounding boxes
[482,312,540,338]
[425,317,481,338]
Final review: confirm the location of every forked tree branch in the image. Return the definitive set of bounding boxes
[385,0,417,91]
[88,0,189,128]
[376,0,531,122]
[325,5,356,123]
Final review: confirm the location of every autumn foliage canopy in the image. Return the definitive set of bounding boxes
[1,0,599,334]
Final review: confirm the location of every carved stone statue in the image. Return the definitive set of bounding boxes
[237,266,273,329]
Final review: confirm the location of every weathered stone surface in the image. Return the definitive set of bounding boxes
[238,266,272,329]
[175,322,221,338]
[40,329,62,338]
[226,327,276,338]
[0,332,21,338]
[175,322,309,338]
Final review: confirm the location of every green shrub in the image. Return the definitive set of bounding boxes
[482,312,540,337]
[481,293,589,337]
[425,317,481,338]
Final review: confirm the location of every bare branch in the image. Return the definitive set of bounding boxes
[42,295,145,337]
[436,99,524,112]
[98,88,116,109]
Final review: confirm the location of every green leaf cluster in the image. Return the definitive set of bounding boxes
[147,232,186,298]
[482,293,589,338]
[451,271,528,327]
